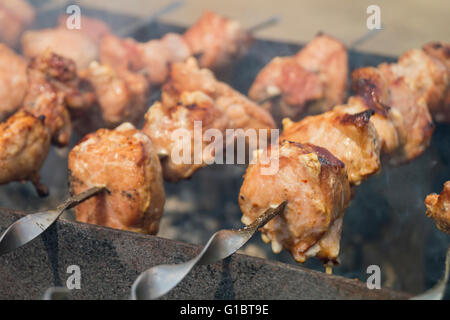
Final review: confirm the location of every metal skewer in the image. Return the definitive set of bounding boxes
[248,15,281,34]
[348,27,383,49]
[0,186,107,256]
[115,0,185,37]
[410,246,450,300]
[131,201,287,300]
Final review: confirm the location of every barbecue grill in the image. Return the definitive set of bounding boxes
[0,1,449,300]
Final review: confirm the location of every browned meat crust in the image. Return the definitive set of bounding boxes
[141,58,275,181]
[281,107,381,186]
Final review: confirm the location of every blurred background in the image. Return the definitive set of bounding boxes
[47,0,450,56]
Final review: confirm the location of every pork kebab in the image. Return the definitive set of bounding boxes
[239,41,449,266]
[0,49,96,195]
[66,57,276,232]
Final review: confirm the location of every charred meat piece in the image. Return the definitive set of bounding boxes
[23,50,80,147]
[239,141,351,264]
[0,110,50,196]
[0,43,28,122]
[0,0,35,48]
[183,10,253,72]
[351,54,437,165]
[348,68,400,155]
[68,123,165,234]
[425,181,450,234]
[249,33,348,123]
[100,33,190,86]
[281,108,381,186]
[335,96,400,157]
[143,91,230,182]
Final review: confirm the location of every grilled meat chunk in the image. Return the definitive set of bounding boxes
[100,33,190,86]
[422,42,450,123]
[351,52,439,165]
[425,181,450,234]
[281,108,381,186]
[143,91,229,182]
[0,0,35,48]
[0,110,50,196]
[68,123,165,234]
[74,61,149,134]
[239,141,351,264]
[166,57,275,133]
[0,43,28,122]
[249,33,347,123]
[23,50,78,147]
[183,10,253,72]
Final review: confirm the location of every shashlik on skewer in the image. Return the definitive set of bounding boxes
[22,10,255,86]
[239,42,449,265]
[425,181,450,235]
[0,0,35,48]
[68,123,165,234]
[249,33,348,125]
[142,57,276,182]
[349,42,449,164]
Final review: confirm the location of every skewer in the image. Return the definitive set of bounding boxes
[348,27,383,49]
[115,0,184,37]
[248,15,281,34]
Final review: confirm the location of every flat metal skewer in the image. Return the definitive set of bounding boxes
[248,15,281,34]
[115,0,185,37]
[131,201,287,300]
[0,186,107,256]
[348,27,383,49]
